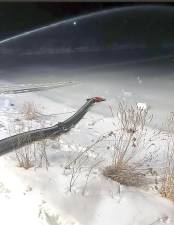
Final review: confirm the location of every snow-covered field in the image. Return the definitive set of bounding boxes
[0,80,174,225]
[0,5,174,224]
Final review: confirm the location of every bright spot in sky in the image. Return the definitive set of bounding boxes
[73,21,77,26]
[137,76,142,84]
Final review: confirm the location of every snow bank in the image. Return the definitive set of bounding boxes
[137,102,148,110]
[0,89,173,225]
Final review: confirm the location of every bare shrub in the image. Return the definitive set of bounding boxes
[15,139,49,170]
[117,101,152,134]
[9,120,49,169]
[65,135,107,192]
[15,144,34,169]
[17,136,49,170]
[103,102,155,187]
[21,101,41,120]
[36,139,50,169]
[160,113,174,201]
[67,156,103,193]
[113,102,153,164]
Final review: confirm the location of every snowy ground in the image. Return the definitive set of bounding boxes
[0,81,173,225]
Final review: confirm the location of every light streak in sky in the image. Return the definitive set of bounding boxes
[0,6,152,45]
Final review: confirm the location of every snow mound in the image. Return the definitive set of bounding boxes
[137,102,148,110]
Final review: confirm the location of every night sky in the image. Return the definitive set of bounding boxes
[0,2,172,40]
[1,3,174,72]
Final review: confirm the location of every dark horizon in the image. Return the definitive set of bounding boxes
[0,5,174,73]
[0,2,173,40]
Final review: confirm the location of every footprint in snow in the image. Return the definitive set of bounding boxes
[149,215,169,225]
[0,182,10,194]
[39,202,79,225]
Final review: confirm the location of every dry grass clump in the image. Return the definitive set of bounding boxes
[103,162,146,187]
[160,148,174,201]
[160,173,174,201]
[16,139,49,170]
[103,102,154,187]
[16,146,34,169]
[22,101,41,120]
[159,113,174,201]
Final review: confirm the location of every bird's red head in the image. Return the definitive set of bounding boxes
[92,96,106,102]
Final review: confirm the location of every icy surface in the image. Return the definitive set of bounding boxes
[0,89,173,225]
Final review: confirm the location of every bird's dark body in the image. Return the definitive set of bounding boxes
[0,97,105,156]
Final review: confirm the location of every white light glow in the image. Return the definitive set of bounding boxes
[0,6,139,45]
[73,21,77,26]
